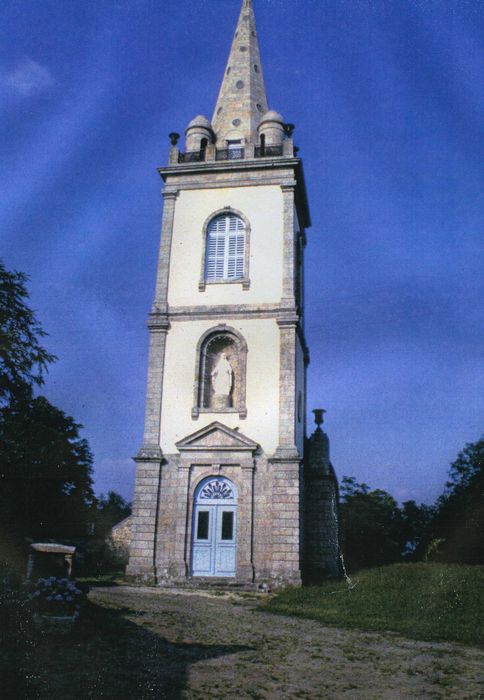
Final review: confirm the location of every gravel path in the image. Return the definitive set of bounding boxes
[89,586,484,700]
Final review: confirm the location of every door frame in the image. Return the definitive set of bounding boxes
[191,476,238,577]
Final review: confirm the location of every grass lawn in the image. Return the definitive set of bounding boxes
[76,571,125,587]
[261,563,484,646]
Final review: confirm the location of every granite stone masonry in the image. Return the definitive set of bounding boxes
[127,0,340,587]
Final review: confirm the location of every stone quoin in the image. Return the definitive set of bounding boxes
[127,0,340,587]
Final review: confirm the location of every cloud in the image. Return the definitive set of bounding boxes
[2,58,55,96]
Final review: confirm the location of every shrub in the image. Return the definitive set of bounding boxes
[30,577,86,616]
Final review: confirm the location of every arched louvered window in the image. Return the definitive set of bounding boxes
[205,214,245,282]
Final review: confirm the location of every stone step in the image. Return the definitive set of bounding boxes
[157,578,261,592]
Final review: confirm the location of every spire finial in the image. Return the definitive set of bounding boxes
[212,0,269,144]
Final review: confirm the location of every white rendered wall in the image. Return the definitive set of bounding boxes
[160,318,280,453]
[167,186,283,307]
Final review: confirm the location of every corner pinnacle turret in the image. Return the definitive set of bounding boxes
[211,0,269,144]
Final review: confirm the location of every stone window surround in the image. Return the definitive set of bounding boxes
[192,324,248,419]
[198,207,251,291]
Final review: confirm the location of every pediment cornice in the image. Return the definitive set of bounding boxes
[175,421,258,453]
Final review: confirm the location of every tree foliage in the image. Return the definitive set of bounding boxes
[430,438,484,564]
[339,477,434,571]
[339,477,403,570]
[399,499,434,559]
[0,261,56,405]
[340,438,483,571]
[0,395,95,542]
[95,491,131,539]
[0,260,94,568]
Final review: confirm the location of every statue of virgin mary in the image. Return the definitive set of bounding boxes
[211,353,233,397]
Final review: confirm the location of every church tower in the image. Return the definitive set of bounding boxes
[127,0,339,586]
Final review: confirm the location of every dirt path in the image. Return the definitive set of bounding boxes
[89,586,483,700]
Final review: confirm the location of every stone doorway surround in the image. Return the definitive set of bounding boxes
[191,476,238,577]
[170,421,258,585]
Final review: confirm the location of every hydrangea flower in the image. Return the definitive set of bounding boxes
[30,575,85,616]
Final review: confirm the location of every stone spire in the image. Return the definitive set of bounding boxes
[212,0,269,145]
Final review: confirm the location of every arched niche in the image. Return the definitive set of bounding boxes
[192,325,248,419]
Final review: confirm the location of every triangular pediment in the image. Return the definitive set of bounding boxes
[176,421,258,453]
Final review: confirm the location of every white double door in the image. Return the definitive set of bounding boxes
[192,504,237,577]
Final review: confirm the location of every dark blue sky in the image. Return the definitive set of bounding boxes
[2,0,483,504]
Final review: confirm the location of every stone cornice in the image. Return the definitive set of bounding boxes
[134,445,163,462]
[277,313,299,328]
[165,302,298,319]
[269,453,303,466]
[161,175,290,192]
[155,303,309,354]
[146,312,170,331]
[175,421,259,454]
[162,189,179,200]
[158,156,300,179]
[158,157,310,229]
[148,304,310,360]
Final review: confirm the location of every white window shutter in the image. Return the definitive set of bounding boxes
[227,232,244,279]
[205,214,245,281]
